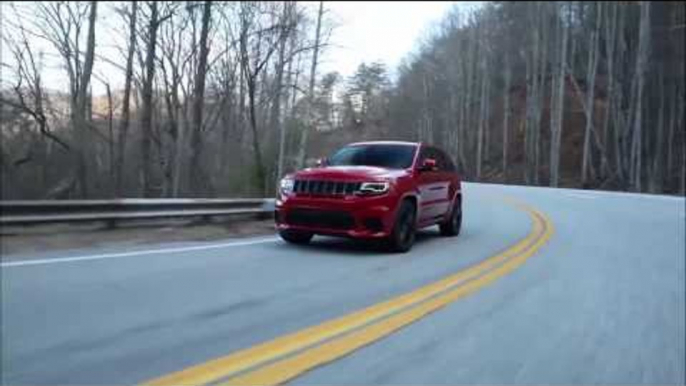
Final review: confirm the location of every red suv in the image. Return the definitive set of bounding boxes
[275,141,462,252]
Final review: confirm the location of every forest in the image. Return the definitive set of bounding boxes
[1,1,684,199]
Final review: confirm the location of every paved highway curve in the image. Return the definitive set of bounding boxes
[1,183,684,385]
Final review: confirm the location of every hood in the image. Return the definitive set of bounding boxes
[291,166,410,181]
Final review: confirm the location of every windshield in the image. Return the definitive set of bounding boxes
[327,144,416,169]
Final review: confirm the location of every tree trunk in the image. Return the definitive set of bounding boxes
[421,72,433,144]
[601,2,616,180]
[666,85,676,186]
[106,83,114,193]
[549,17,559,183]
[291,48,302,115]
[524,42,533,184]
[463,27,475,176]
[613,5,627,184]
[140,2,159,197]
[650,72,665,193]
[171,101,184,197]
[296,1,323,169]
[476,54,488,180]
[239,9,264,195]
[629,1,651,192]
[115,1,137,197]
[74,1,97,198]
[550,2,568,188]
[280,35,298,172]
[189,1,212,195]
[274,2,292,186]
[239,58,246,151]
[681,87,686,195]
[681,92,686,195]
[456,80,466,171]
[460,34,472,174]
[582,4,600,185]
[502,55,511,180]
[483,69,491,166]
[247,78,265,193]
[524,3,541,185]
[159,56,183,198]
[533,3,548,185]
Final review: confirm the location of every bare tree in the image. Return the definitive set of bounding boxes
[296,1,324,169]
[549,2,569,187]
[139,1,159,197]
[523,2,542,185]
[629,1,651,191]
[157,2,193,197]
[502,53,511,179]
[31,2,97,197]
[476,40,488,179]
[239,2,278,194]
[273,2,295,185]
[138,2,174,197]
[0,15,72,197]
[75,2,97,197]
[601,1,617,182]
[104,81,114,186]
[649,72,665,193]
[0,19,70,152]
[115,1,138,197]
[581,4,600,185]
[189,1,213,195]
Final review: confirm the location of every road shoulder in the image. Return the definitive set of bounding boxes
[0,217,276,258]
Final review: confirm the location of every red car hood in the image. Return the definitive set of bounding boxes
[291,166,409,181]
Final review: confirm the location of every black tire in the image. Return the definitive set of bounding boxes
[387,200,417,253]
[439,197,462,237]
[279,230,314,244]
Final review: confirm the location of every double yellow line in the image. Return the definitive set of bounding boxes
[144,198,553,386]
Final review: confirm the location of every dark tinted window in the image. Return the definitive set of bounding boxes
[419,146,455,172]
[328,144,417,169]
[435,148,455,172]
[418,146,437,166]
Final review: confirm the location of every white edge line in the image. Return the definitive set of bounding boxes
[563,193,597,200]
[463,182,685,202]
[1,237,279,268]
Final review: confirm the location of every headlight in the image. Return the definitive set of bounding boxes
[357,181,390,195]
[280,177,294,194]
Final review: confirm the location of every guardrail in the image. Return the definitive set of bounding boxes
[0,198,275,227]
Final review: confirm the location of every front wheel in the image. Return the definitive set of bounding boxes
[279,230,314,244]
[439,197,462,237]
[387,200,417,253]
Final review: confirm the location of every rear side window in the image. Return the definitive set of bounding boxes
[420,146,455,172]
[418,146,438,167]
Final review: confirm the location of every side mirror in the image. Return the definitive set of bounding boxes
[316,157,328,167]
[419,158,437,172]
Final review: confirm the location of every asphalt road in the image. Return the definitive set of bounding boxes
[1,183,684,385]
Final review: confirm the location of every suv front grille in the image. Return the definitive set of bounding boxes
[285,209,355,230]
[293,180,361,196]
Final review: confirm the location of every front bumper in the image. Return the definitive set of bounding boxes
[274,194,397,238]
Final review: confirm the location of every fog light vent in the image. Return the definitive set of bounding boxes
[363,218,383,232]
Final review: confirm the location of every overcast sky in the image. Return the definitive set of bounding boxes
[1,1,482,96]
[315,1,465,80]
